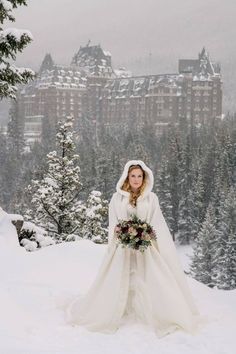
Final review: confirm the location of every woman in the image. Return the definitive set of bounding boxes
[66,160,201,337]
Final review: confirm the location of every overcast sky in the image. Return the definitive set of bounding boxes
[9,0,236,73]
[0,0,230,78]
[0,0,235,121]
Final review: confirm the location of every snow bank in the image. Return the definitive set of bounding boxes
[0,213,235,354]
[0,207,21,250]
[0,286,33,336]
[20,221,55,251]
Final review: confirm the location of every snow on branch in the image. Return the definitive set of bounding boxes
[0,1,34,98]
[2,27,33,41]
[0,27,33,60]
[0,0,13,12]
[0,0,27,23]
[0,62,34,98]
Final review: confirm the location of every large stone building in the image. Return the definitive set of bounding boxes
[101,48,222,131]
[16,45,222,145]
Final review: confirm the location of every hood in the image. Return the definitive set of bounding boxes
[116,160,154,198]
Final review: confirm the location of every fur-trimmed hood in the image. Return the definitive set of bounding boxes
[116,160,154,199]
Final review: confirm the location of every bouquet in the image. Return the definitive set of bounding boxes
[114,215,157,252]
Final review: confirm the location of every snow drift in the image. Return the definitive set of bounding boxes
[0,210,235,354]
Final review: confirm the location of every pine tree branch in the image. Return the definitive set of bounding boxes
[40,199,60,229]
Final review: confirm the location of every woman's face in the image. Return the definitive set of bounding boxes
[128,168,143,192]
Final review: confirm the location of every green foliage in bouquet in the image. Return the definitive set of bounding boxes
[114,215,157,252]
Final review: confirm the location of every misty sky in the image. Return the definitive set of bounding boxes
[10,0,236,73]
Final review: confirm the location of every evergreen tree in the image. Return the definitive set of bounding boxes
[216,232,236,290]
[0,129,6,165]
[177,137,196,244]
[156,159,175,236]
[125,130,150,166]
[41,114,57,154]
[191,163,205,238]
[30,116,83,241]
[0,130,7,205]
[0,0,34,98]
[83,190,108,243]
[222,134,235,187]
[0,143,22,211]
[190,203,218,287]
[94,147,120,199]
[201,139,218,209]
[165,133,182,236]
[178,150,205,243]
[178,190,195,244]
[215,187,236,289]
[7,98,25,158]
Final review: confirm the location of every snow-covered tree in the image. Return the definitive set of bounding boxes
[214,187,236,289]
[216,232,236,290]
[177,137,197,244]
[0,130,7,205]
[0,143,22,211]
[30,116,83,241]
[178,190,195,245]
[156,159,175,236]
[201,139,219,208]
[190,203,218,287]
[165,134,182,236]
[7,98,24,157]
[0,0,34,99]
[19,221,55,252]
[191,164,205,238]
[83,190,108,243]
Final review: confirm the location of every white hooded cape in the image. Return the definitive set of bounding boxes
[66,160,201,337]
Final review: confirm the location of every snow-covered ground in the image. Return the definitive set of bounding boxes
[1,209,236,354]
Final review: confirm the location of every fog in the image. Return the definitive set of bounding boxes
[0,0,236,123]
[12,0,236,72]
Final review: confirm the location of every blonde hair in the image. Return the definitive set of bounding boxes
[121,165,146,207]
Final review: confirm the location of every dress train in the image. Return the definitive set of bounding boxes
[66,241,201,337]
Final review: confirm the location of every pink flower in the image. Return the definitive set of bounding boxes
[115,226,121,233]
[128,227,137,236]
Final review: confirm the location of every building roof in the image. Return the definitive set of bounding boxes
[71,43,115,78]
[39,53,55,73]
[178,47,220,77]
[103,74,183,98]
[20,66,87,95]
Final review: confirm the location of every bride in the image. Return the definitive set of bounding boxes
[66,160,201,337]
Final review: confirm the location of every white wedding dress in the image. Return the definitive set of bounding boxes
[66,160,201,337]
